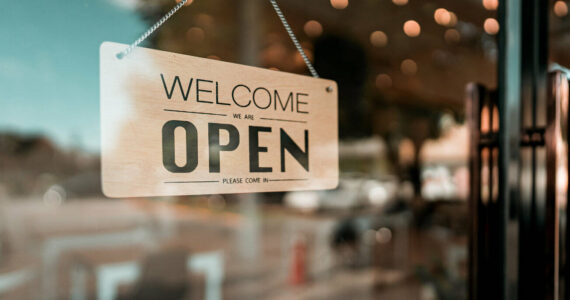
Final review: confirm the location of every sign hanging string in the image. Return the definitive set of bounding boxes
[116,0,319,78]
[116,0,188,59]
[268,0,319,78]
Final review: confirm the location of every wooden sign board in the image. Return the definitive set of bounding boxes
[100,42,338,197]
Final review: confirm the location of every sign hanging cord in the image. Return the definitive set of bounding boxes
[268,0,319,78]
[117,0,319,78]
[117,0,188,59]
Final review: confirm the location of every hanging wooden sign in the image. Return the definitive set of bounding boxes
[100,42,338,197]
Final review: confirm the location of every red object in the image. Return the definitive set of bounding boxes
[289,239,307,285]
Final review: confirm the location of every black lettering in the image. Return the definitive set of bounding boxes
[161,74,193,101]
[196,79,213,103]
[296,93,309,114]
[253,87,271,109]
[280,129,309,172]
[208,123,240,173]
[249,126,272,172]
[274,90,294,112]
[162,120,198,172]
[216,82,230,105]
[232,84,252,107]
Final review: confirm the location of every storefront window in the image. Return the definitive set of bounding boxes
[0,1,503,299]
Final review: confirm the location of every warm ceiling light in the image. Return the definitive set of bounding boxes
[554,1,569,17]
[392,0,408,6]
[370,31,388,47]
[330,0,349,10]
[375,74,392,89]
[444,29,461,43]
[401,59,418,75]
[482,0,498,10]
[434,8,451,26]
[484,18,500,35]
[304,20,323,37]
[403,20,421,37]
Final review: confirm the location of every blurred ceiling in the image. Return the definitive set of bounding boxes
[142,0,570,116]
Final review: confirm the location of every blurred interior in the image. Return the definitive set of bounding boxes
[0,0,569,299]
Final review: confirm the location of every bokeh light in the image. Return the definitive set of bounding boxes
[43,185,66,207]
[304,20,323,37]
[376,227,393,244]
[370,31,388,47]
[375,73,392,89]
[399,138,416,166]
[434,8,457,27]
[186,26,205,42]
[447,12,458,26]
[392,0,408,6]
[401,59,418,75]
[554,1,569,17]
[434,8,451,25]
[484,18,499,35]
[261,42,288,66]
[330,0,349,9]
[482,0,498,10]
[444,29,461,43]
[403,20,421,37]
[195,13,214,29]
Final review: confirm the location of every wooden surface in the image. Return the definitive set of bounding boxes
[100,42,338,197]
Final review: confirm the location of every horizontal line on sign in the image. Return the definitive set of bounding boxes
[267,178,308,182]
[259,117,307,124]
[164,109,226,116]
[164,180,219,183]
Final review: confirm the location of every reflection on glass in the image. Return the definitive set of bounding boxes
[0,0,480,299]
